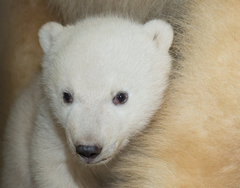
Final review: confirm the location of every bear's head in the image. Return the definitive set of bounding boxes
[39,16,173,165]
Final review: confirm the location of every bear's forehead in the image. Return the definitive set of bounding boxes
[63,28,151,55]
[52,28,156,77]
[56,18,154,57]
[54,42,154,85]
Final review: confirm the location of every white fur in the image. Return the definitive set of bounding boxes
[2,16,173,187]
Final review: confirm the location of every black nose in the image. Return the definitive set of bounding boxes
[76,145,102,159]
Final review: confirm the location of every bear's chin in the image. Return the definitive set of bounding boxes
[78,155,112,166]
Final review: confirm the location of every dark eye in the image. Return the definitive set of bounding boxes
[63,92,73,104]
[113,92,128,105]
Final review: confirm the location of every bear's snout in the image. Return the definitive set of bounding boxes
[76,145,102,160]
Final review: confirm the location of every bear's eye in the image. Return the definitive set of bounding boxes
[113,92,128,105]
[63,92,73,104]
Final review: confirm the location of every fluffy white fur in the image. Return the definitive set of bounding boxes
[2,16,173,187]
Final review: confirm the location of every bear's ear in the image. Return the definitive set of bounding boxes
[38,22,64,53]
[144,19,173,51]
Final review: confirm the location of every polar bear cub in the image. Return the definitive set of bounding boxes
[2,16,173,187]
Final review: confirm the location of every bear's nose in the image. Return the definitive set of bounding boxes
[76,145,102,159]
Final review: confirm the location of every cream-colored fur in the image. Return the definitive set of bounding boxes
[2,16,173,187]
